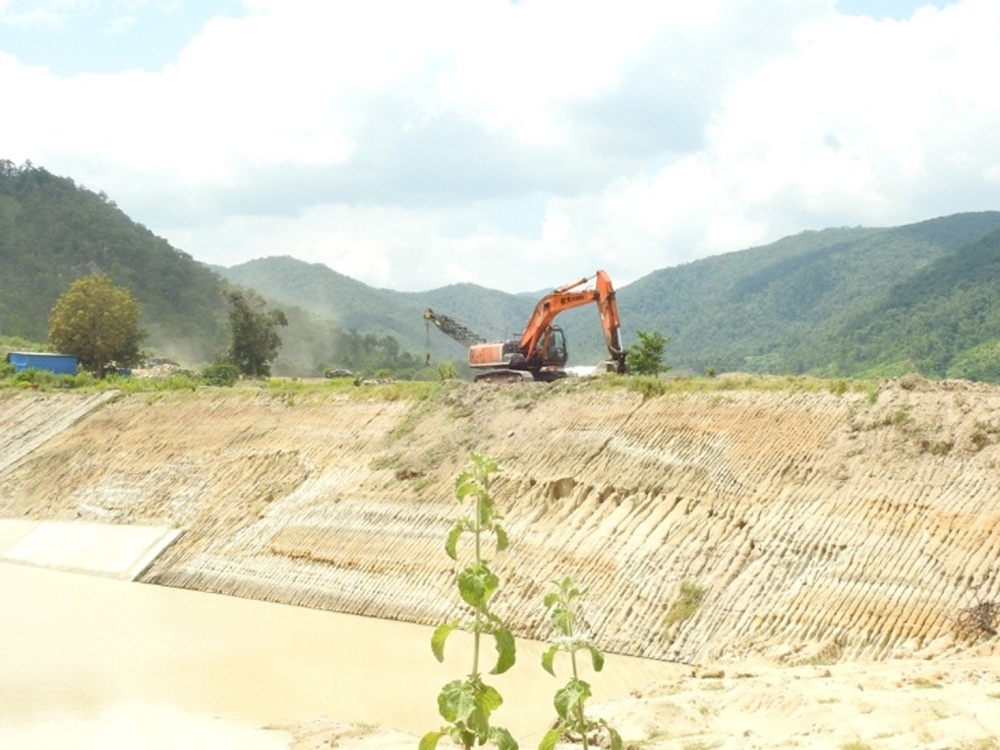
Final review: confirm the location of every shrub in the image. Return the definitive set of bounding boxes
[955,598,999,642]
[202,362,240,387]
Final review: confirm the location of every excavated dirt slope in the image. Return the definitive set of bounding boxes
[1,376,998,665]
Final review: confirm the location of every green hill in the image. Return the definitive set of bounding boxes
[6,159,1000,382]
[0,161,429,378]
[603,212,1000,376]
[218,257,535,365]
[815,227,1000,381]
[0,160,228,363]
[220,213,1000,381]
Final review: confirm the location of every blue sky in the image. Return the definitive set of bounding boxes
[2,0,995,294]
[0,2,948,74]
[0,2,243,75]
[838,0,950,18]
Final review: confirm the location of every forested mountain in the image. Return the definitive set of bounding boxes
[812,227,1000,381]
[6,159,1000,382]
[218,256,537,365]
[0,161,428,377]
[608,212,1000,377]
[0,160,229,363]
[224,212,1000,381]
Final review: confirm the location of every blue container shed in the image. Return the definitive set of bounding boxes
[6,352,79,375]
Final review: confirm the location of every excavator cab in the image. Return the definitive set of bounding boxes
[535,325,568,369]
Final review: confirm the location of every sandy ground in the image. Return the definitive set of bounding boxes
[279,653,1000,750]
[4,385,1000,749]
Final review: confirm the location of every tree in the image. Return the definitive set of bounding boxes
[627,329,670,376]
[47,274,145,373]
[223,288,288,377]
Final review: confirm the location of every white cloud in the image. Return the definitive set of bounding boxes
[3,0,1000,292]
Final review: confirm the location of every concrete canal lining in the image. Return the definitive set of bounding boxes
[0,520,182,580]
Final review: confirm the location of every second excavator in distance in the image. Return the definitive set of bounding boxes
[424,270,628,383]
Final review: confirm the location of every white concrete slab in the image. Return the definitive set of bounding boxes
[0,520,182,580]
[0,520,37,554]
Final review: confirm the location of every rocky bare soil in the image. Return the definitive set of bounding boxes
[2,375,999,747]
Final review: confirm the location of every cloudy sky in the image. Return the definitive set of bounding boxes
[2,0,998,293]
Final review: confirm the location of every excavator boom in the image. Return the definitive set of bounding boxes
[518,270,626,374]
[423,309,486,349]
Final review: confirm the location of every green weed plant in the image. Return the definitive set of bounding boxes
[421,452,518,750]
[538,576,622,750]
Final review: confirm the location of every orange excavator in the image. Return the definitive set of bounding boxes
[424,270,627,383]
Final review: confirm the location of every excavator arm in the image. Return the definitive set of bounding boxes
[518,270,627,374]
[423,309,486,349]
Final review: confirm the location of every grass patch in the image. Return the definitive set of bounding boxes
[389,400,436,440]
[3,367,885,405]
[266,377,438,403]
[926,440,954,455]
[664,581,707,626]
[593,373,878,400]
[412,475,435,495]
[889,407,912,427]
[0,365,443,401]
[972,420,1000,451]
[661,580,708,644]
[369,453,403,471]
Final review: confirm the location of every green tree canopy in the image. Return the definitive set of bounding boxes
[627,329,670,377]
[47,273,145,373]
[224,288,288,377]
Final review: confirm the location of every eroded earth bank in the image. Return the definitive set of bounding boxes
[2,375,1000,747]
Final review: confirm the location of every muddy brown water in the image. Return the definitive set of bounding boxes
[1,563,682,749]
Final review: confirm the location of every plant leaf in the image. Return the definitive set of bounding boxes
[589,644,605,672]
[418,731,445,750]
[457,562,499,608]
[479,681,504,712]
[554,678,591,721]
[450,726,476,748]
[454,471,477,499]
[490,726,519,750]
[438,679,476,723]
[551,608,574,636]
[537,727,562,750]
[431,621,458,662]
[605,724,623,750]
[470,451,499,476]
[490,627,516,675]
[467,681,502,737]
[494,523,509,552]
[445,522,463,561]
[541,644,558,676]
